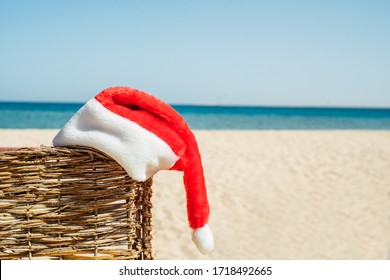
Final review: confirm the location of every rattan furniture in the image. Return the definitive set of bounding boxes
[0,146,153,260]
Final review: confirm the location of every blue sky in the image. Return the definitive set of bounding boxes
[0,0,389,107]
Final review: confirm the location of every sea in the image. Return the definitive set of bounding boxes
[1,102,390,130]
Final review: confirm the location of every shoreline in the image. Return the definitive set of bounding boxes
[1,129,389,259]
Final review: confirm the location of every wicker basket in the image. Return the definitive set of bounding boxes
[0,146,153,260]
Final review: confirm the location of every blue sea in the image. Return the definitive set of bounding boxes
[0,102,390,130]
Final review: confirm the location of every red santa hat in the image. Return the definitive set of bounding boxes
[53,86,214,254]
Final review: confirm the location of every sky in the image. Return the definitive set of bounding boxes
[0,0,389,107]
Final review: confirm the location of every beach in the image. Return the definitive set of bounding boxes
[1,129,390,259]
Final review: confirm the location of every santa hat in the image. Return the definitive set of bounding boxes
[52,86,214,254]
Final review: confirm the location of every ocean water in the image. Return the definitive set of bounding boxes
[0,102,390,130]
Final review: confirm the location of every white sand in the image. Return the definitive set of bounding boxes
[1,129,390,259]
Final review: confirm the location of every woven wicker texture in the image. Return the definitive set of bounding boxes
[0,146,153,260]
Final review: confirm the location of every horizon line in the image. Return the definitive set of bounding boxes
[0,100,390,110]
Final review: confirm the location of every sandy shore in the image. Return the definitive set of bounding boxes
[1,129,390,259]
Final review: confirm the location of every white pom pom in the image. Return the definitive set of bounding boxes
[192,223,214,254]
